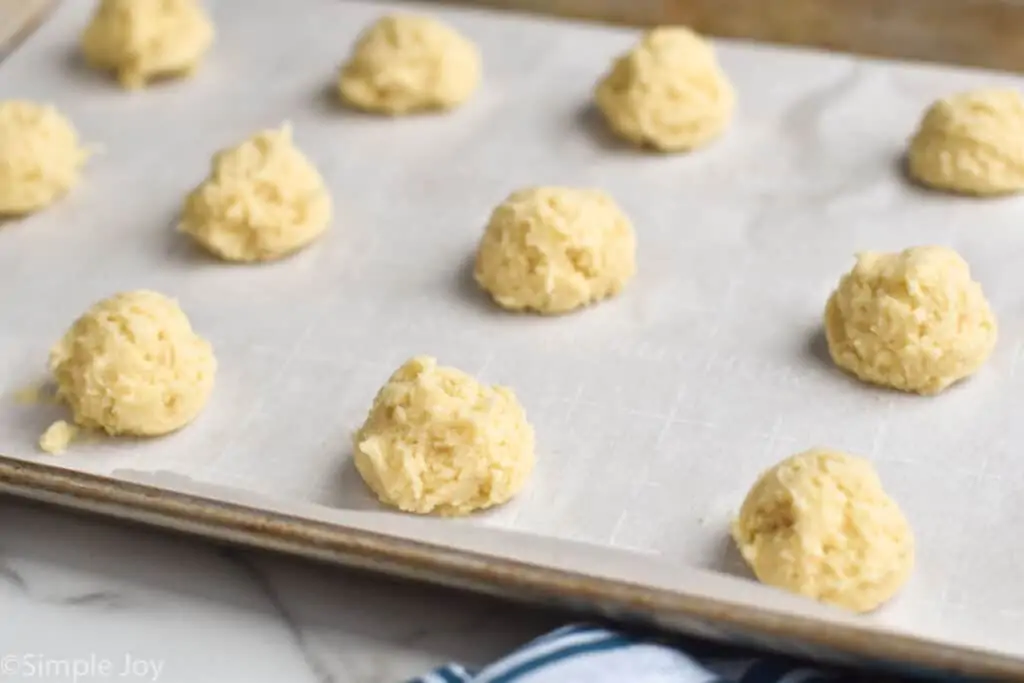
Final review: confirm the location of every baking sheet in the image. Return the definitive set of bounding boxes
[2,0,1023,662]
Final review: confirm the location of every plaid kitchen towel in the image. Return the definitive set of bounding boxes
[406,623,981,683]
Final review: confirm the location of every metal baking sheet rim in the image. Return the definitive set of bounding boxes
[1,457,1021,681]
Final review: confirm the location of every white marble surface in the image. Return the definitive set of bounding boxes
[0,497,563,683]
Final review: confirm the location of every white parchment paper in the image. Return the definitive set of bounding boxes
[2,0,1023,660]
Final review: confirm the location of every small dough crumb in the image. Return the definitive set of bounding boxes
[178,123,332,262]
[474,186,636,314]
[50,290,216,437]
[595,27,735,152]
[0,101,88,215]
[907,89,1024,196]
[338,14,480,115]
[13,383,46,405]
[81,0,214,89]
[353,356,535,516]
[732,448,914,613]
[825,246,997,395]
[39,420,78,455]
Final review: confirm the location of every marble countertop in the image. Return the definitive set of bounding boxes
[0,497,563,683]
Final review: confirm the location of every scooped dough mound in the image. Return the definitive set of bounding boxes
[825,246,997,395]
[81,0,214,89]
[0,101,88,215]
[353,356,535,516]
[49,290,216,437]
[178,123,332,262]
[474,187,637,314]
[595,27,735,152]
[338,14,480,115]
[732,448,914,613]
[907,89,1024,195]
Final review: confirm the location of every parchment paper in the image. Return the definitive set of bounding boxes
[2,0,1023,660]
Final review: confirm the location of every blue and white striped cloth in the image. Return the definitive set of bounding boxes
[407,623,968,683]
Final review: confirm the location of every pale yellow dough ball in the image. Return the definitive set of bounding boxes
[825,246,997,395]
[353,356,535,516]
[49,290,216,437]
[595,27,735,152]
[81,0,214,90]
[338,14,480,115]
[178,123,332,262]
[0,101,88,215]
[907,89,1024,195]
[474,187,636,314]
[732,448,914,614]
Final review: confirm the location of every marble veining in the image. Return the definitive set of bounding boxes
[224,551,337,683]
[0,499,560,683]
[0,557,28,591]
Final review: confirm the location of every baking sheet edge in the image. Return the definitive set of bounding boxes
[1,457,1020,681]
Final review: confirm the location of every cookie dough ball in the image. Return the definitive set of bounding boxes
[353,356,535,516]
[178,123,332,262]
[81,0,214,89]
[732,448,914,613]
[338,14,480,115]
[595,27,735,152]
[825,246,997,395]
[49,290,216,436]
[0,101,88,215]
[907,89,1024,195]
[474,187,636,314]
